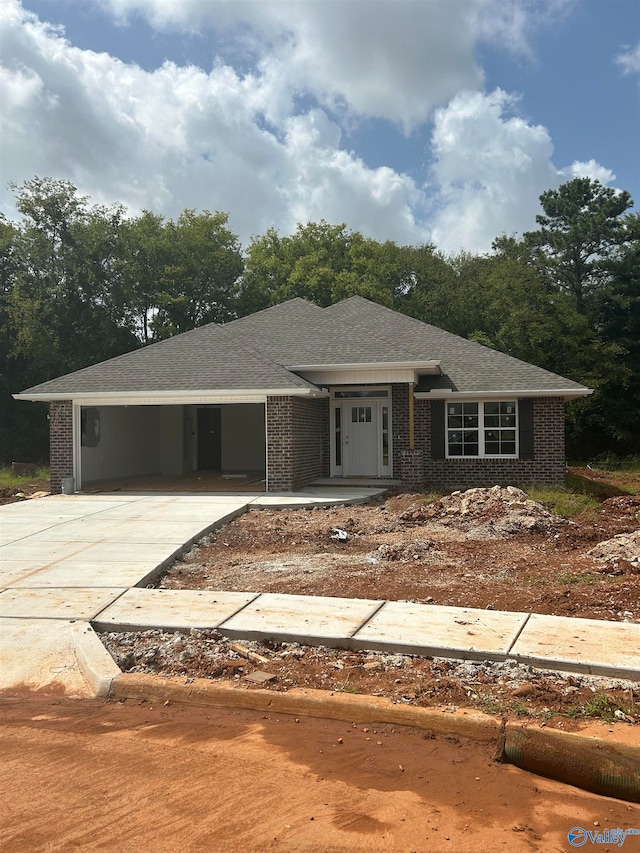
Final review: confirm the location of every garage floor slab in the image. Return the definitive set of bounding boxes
[350,602,530,660]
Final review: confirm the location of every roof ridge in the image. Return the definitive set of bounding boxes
[224,297,321,328]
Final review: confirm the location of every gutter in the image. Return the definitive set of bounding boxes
[414,389,593,401]
[13,387,329,404]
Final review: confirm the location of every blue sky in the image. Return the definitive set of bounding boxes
[1,0,638,254]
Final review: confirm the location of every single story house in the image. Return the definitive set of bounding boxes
[15,296,591,493]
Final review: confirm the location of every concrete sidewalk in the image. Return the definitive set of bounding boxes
[1,492,639,697]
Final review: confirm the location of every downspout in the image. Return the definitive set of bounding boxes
[408,385,415,451]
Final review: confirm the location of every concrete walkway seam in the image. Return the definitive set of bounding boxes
[505,612,532,654]
[72,622,121,697]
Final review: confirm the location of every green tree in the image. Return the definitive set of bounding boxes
[115,211,168,342]
[152,209,242,338]
[395,244,459,329]
[524,177,638,314]
[1,179,138,462]
[237,221,407,315]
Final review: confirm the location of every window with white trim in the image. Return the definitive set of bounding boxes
[446,401,518,457]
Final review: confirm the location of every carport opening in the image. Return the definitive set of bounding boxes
[79,403,266,492]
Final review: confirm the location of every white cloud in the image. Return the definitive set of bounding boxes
[428,89,557,253]
[426,89,614,254]
[561,160,616,184]
[0,0,428,244]
[616,42,640,75]
[97,0,563,130]
[0,0,617,257]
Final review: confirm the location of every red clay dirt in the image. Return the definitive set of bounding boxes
[160,486,640,623]
[102,481,640,724]
[1,693,638,853]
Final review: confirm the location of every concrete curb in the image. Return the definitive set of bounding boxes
[72,622,121,697]
[108,672,640,802]
[109,672,501,742]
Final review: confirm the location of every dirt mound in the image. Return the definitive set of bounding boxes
[587,530,640,575]
[376,540,442,562]
[400,485,558,536]
[0,483,50,506]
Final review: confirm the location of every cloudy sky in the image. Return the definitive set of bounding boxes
[1,0,638,254]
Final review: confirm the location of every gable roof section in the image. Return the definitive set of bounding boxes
[18,321,317,398]
[324,297,588,394]
[223,297,429,366]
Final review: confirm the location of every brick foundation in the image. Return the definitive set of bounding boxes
[400,448,425,490]
[50,400,74,494]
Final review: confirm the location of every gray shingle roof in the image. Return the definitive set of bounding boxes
[19,321,316,395]
[18,295,589,397]
[324,297,588,393]
[223,297,423,365]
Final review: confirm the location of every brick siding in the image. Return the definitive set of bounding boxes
[266,396,329,491]
[50,400,74,494]
[423,397,566,489]
[391,384,429,489]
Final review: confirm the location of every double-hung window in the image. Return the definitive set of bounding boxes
[446,401,517,457]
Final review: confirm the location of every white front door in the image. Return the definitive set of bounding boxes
[343,403,379,476]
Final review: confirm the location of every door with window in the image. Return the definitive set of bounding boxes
[331,389,392,477]
[344,404,377,475]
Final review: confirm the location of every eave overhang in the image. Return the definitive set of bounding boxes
[414,388,593,401]
[13,387,328,405]
[286,360,441,373]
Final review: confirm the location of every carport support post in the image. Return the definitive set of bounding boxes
[49,400,74,494]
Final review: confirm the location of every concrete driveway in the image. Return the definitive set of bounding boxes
[0,493,255,695]
[0,489,384,695]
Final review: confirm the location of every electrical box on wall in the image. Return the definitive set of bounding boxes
[81,408,100,447]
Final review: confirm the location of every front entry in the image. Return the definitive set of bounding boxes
[344,403,378,475]
[331,389,392,478]
[197,407,221,470]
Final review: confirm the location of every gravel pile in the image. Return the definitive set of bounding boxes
[587,530,640,573]
[399,485,559,535]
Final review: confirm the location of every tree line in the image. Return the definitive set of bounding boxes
[1,176,638,464]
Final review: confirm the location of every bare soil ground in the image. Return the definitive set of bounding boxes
[160,484,640,623]
[1,694,638,853]
[0,479,50,505]
[102,477,640,724]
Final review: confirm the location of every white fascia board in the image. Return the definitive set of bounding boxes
[287,360,441,372]
[414,388,593,401]
[13,387,328,405]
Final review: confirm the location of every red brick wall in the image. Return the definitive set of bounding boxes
[266,390,565,492]
[266,396,329,491]
[50,400,74,494]
[391,384,429,489]
[423,397,566,488]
